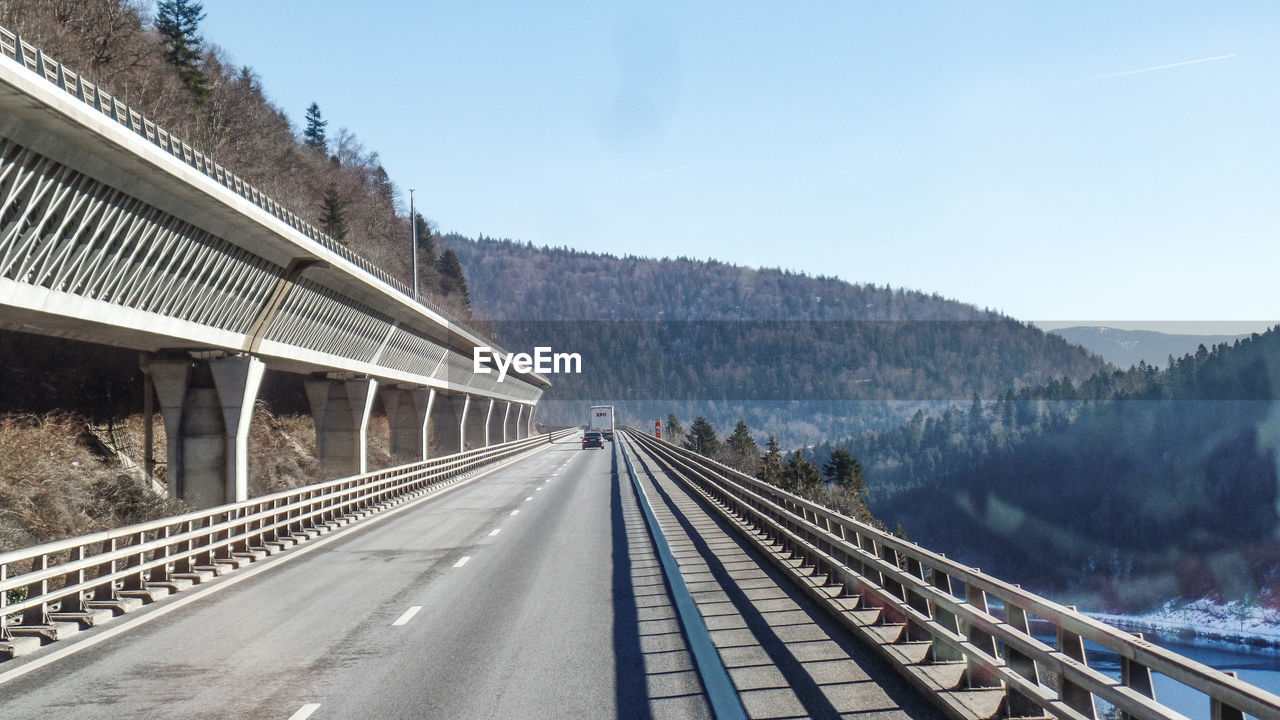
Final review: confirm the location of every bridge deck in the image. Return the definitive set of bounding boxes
[0,437,935,719]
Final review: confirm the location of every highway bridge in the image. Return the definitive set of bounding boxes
[0,26,547,510]
[2,431,1277,720]
[2,23,1280,720]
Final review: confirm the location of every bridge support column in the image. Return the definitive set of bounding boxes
[527,404,536,436]
[383,386,434,462]
[305,375,378,478]
[463,395,488,450]
[430,392,467,455]
[485,398,503,447]
[515,405,527,439]
[143,353,264,509]
[501,401,513,443]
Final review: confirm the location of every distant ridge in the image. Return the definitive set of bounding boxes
[1049,326,1247,369]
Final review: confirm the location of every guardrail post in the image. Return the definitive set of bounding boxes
[1057,615,1099,720]
[59,546,87,613]
[1119,632,1156,720]
[149,526,171,584]
[120,531,145,591]
[963,580,1000,688]
[0,564,9,639]
[1212,671,1245,720]
[1002,600,1043,716]
[92,538,116,602]
[928,564,963,662]
[22,553,49,625]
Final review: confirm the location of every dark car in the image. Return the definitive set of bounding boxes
[582,432,604,449]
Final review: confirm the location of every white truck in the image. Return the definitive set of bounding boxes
[589,405,615,441]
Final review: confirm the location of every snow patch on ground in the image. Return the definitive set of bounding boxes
[1089,598,1280,651]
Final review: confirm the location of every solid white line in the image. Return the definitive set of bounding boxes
[288,703,321,720]
[488,528,501,537]
[453,556,471,568]
[510,510,520,516]
[0,441,561,688]
[392,606,423,626]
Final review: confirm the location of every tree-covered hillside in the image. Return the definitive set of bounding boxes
[818,328,1280,610]
[446,235,1109,443]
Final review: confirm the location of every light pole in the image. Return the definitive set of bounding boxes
[409,188,418,301]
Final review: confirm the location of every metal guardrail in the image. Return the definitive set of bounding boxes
[0,24,511,361]
[0,429,576,649]
[622,428,1280,720]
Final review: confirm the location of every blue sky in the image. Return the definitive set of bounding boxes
[201,2,1277,333]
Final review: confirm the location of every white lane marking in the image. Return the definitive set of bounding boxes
[488,528,502,537]
[510,510,520,516]
[453,556,471,568]
[289,703,321,720]
[525,496,533,501]
[0,441,560,689]
[535,487,542,492]
[392,606,423,626]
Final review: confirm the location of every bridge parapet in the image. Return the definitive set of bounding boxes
[624,429,1280,720]
[0,428,576,658]
[0,25,548,506]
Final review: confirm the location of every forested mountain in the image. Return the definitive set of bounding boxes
[0,0,470,316]
[445,235,1109,444]
[1049,326,1248,369]
[813,328,1280,610]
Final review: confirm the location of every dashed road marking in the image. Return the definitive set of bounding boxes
[453,556,471,568]
[288,703,321,720]
[488,528,502,537]
[392,606,423,626]
[525,496,533,501]
[510,510,520,516]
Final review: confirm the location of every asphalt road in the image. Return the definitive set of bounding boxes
[0,435,938,720]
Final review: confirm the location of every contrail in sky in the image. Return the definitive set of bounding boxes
[1075,53,1237,83]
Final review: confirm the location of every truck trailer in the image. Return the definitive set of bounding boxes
[589,405,615,441]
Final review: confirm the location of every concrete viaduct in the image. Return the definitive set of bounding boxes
[0,28,549,509]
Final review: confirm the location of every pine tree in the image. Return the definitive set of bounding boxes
[784,449,821,493]
[822,448,865,496]
[684,416,719,455]
[665,414,683,439]
[319,183,347,242]
[438,249,470,308]
[726,420,759,472]
[757,436,785,486]
[155,0,209,99]
[304,102,327,153]
[414,212,437,262]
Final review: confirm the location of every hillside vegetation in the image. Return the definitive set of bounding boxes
[815,328,1280,610]
[446,235,1110,443]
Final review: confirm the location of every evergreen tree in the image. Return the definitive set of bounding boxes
[822,448,865,496]
[155,0,209,99]
[438,249,470,307]
[665,414,683,440]
[684,416,719,455]
[757,435,785,486]
[784,449,821,493]
[726,420,759,472]
[304,102,328,153]
[414,212,437,263]
[319,183,347,242]
[727,420,758,456]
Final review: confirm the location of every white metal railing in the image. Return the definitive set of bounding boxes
[0,429,575,645]
[623,429,1280,720]
[0,23,513,362]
